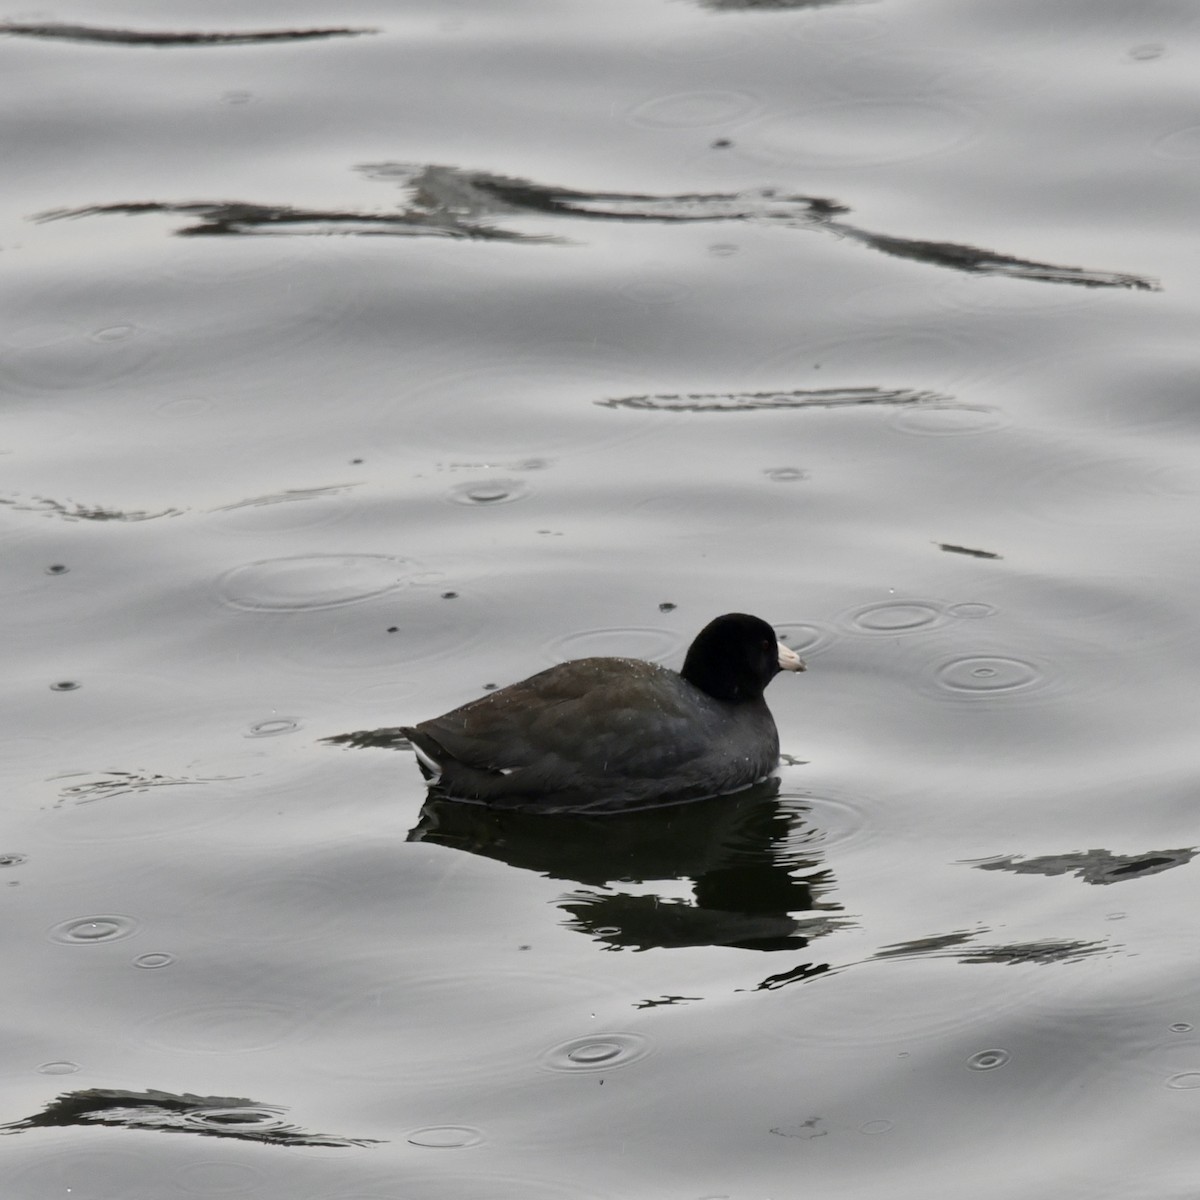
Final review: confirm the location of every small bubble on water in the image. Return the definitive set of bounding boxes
[1128,43,1165,61]
[45,564,69,575]
[711,138,733,148]
[1170,1023,1193,1033]
[50,680,80,691]
[482,682,497,690]
[441,591,459,599]
[967,1048,1010,1071]
[387,626,399,633]
[0,852,27,867]
[659,602,676,612]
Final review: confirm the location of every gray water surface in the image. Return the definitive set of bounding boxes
[3,1,1198,1196]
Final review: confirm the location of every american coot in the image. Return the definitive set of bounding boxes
[401,612,804,811]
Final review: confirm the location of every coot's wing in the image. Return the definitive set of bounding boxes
[404,657,712,778]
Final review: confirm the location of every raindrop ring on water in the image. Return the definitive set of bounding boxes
[246,718,300,738]
[407,1125,485,1149]
[38,1061,81,1075]
[448,479,530,506]
[184,1107,289,1132]
[217,554,417,612]
[843,600,947,635]
[49,914,140,944]
[967,1048,1010,1071]
[134,952,176,969]
[934,656,1043,696]
[539,1032,651,1073]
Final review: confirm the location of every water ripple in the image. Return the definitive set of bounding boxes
[545,626,683,665]
[49,914,140,945]
[216,555,418,612]
[539,1033,652,1073]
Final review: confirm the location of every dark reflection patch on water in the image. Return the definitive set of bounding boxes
[970,847,1197,885]
[0,1088,380,1147]
[0,22,376,46]
[408,784,847,954]
[323,727,411,751]
[874,930,1112,966]
[0,495,182,522]
[36,198,557,244]
[51,770,236,806]
[937,541,1002,560]
[698,0,848,8]
[212,483,360,515]
[751,961,834,990]
[36,165,1160,290]
[596,386,947,412]
[560,890,842,953]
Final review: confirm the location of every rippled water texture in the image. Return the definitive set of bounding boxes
[2,0,1199,1197]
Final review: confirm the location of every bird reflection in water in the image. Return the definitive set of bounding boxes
[408,778,846,957]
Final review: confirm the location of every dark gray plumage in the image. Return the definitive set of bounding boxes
[401,613,804,811]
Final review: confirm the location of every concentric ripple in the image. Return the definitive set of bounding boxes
[946,602,997,620]
[133,952,176,969]
[779,792,870,852]
[1166,1072,1200,1090]
[774,622,835,657]
[140,1002,304,1053]
[890,405,1008,436]
[245,718,301,738]
[626,89,761,129]
[742,100,977,168]
[406,1125,485,1149]
[37,1060,81,1075]
[967,1048,1011,1071]
[932,655,1044,697]
[539,1032,652,1073]
[545,626,682,665]
[49,914,140,944]
[184,1107,290,1133]
[841,599,948,636]
[447,479,530,506]
[216,555,418,612]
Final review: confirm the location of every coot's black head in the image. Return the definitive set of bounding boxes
[680,613,805,704]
